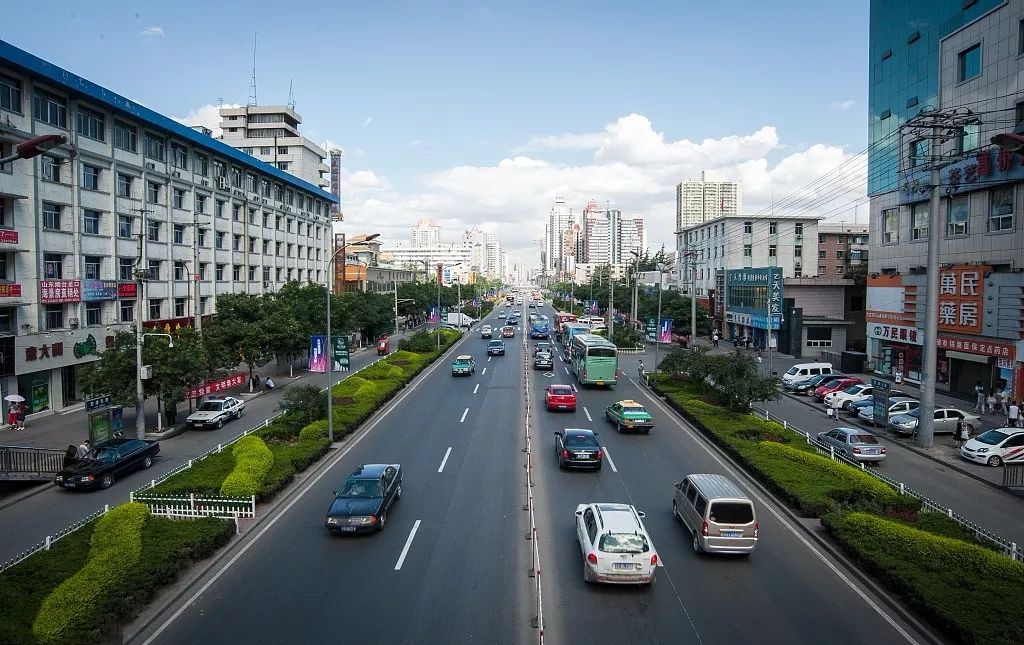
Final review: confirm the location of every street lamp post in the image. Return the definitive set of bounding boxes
[0,134,67,165]
[654,262,666,376]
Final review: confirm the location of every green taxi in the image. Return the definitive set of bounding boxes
[605,400,654,434]
[451,355,476,377]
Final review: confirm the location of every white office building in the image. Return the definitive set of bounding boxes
[379,243,472,273]
[0,39,337,411]
[584,203,620,265]
[544,196,574,275]
[675,171,741,231]
[218,105,330,190]
[412,218,441,248]
[618,213,647,261]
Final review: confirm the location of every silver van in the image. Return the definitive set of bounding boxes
[672,473,758,556]
[780,362,834,386]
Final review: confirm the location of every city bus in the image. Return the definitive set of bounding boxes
[554,311,577,333]
[530,315,551,339]
[561,322,590,356]
[569,333,619,386]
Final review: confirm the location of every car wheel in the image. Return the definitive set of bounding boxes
[987,455,1004,467]
[583,561,594,583]
[558,457,565,469]
[142,456,153,469]
[966,424,974,434]
[377,512,387,531]
[643,428,651,435]
[594,463,602,471]
[216,418,224,429]
[100,474,114,489]
[615,422,622,433]
[692,530,703,554]
[672,500,680,520]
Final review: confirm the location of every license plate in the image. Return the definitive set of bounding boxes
[558,404,567,409]
[340,526,357,532]
[64,482,76,488]
[613,562,636,570]
[596,381,604,385]
[722,530,742,538]
[574,453,590,459]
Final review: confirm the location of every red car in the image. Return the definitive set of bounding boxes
[545,384,577,412]
[814,377,863,401]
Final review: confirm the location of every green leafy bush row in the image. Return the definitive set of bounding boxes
[150,450,235,496]
[32,503,149,644]
[823,511,1024,645]
[219,435,274,497]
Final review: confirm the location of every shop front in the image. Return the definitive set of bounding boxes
[937,336,1017,399]
[868,322,924,384]
[723,267,783,349]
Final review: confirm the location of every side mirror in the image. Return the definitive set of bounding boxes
[574,510,583,517]
[553,431,561,437]
[637,511,646,518]
[674,481,681,489]
[332,490,337,496]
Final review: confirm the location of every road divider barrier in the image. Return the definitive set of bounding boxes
[523,329,544,644]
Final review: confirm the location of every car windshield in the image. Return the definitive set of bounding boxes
[564,434,598,448]
[599,532,649,553]
[337,479,382,498]
[198,401,223,411]
[455,360,471,365]
[622,406,647,415]
[550,386,572,395]
[708,502,754,524]
[785,367,799,376]
[975,430,1011,445]
[537,353,551,360]
[845,385,865,394]
[93,447,118,462]
[849,434,879,445]
[905,408,920,419]
[489,341,503,346]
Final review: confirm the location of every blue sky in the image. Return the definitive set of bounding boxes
[6,0,869,266]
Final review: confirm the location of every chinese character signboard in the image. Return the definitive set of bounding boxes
[0,283,21,298]
[645,317,657,342]
[937,265,987,334]
[866,274,916,324]
[0,229,18,244]
[901,149,1024,204]
[871,379,890,426]
[724,267,782,330]
[936,336,1015,360]
[332,336,350,372]
[85,394,112,412]
[82,280,118,302]
[187,373,246,399]
[117,282,137,298]
[868,323,923,345]
[308,335,327,373]
[769,268,783,320]
[39,279,82,303]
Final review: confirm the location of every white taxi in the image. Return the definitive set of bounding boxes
[575,502,657,585]
[960,428,1024,467]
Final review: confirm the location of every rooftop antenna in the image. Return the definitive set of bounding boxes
[288,80,296,111]
[248,33,258,106]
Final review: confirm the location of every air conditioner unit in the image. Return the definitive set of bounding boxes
[68,317,79,329]
[200,179,209,187]
[172,171,181,178]
[145,162,156,170]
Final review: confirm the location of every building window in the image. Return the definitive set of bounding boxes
[85,257,102,279]
[174,261,187,281]
[794,265,802,278]
[769,221,778,235]
[911,203,929,240]
[174,297,186,317]
[144,133,165,161]
[197,262,207,280]
[248,209,257,225]
[818,265,827,274]
[216,232,225,249]
[75,106,105,141]
[742,244,752,257]
[85,302,102,326]
[82,208,101,235]
[171,144,188,170]
[147,220,160,242]
[263,267,272,282]
[116,173,132,198]
[119,257,134,281]
[794,222,803,236]
[259,147,272,156]
[806,327,833,348]
[116,300,135,323]
[195,194,206,214]
[198,228,208,247]
[794,246,802,258]
[989,186,1014,232]
[148,299,162,320]
[232,234,241,251]
[232,264,242,281]
[81,164,100,190]
[882,208,899,243]
[147,181,160,204]
[287,218,294,233]
[148,260,161,280]
[42,203,61,230]
[194,154,208,177]
[818,250,826,259]
[41,155,61,182]
[232,204,241,221]
[173,224,185,244]
[959,123,980,153]
[246,173,257,193]
[44,304,63,330]
[172,187,185,209]
[248,237,257,253]
[262,239,270,254]
[215,200,225,218]
[262,213,269,228]
[249,266,257,281]
[768,245,777,258]
[33,89,67,127]
[231,168,243,188]
[276,162,290,170]
[836,250,845,260]
[958,43,981,82]
[113,120,137,152]
[215,264,225,281]
[743,221,752,234]
[118,215,133,239]
[835,266,844,275]
[947,196,969,236]
[0,74,21,112]
[909,139,928,168]
[43,253,63,279]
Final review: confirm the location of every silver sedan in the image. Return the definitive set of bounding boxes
[817,427,887,464]
[888,408,981,436]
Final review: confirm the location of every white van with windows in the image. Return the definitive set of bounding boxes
[780,362,835,386]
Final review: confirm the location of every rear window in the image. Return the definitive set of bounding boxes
[623,406,647,415]
[598,532,649,553]
[550,386,571,395]
[564,434,598,448]
[588,347,616,358]
[849,434,879,445]
[708,501,754,524]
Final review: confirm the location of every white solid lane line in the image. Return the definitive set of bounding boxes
[438,447,452,473]
[394,520,422,570]
[473,384,479,394]
[583,407,593,422]
[571,384,578,393]
[488,356,492,362]
[482,367,487,375]
[564,367,570,375]
[460,407,469,423]
[601,445,617,472]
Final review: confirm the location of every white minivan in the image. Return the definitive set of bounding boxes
[781,362,835,386]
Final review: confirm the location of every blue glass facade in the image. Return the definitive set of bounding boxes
[867,0,1002,196]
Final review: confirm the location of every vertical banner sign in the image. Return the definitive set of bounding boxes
[332,336,350,372]
[88,410,112,445]
[309,335,327,373]
[440,306,449,319]
[589,300,599,314]
[658,318,673,343]
[428,306,439,323]
[769,267,783,329]
[645,318,657,342]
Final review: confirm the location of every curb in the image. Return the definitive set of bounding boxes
[0,481,53,510]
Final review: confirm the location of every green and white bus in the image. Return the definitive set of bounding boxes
[570,333,618,386]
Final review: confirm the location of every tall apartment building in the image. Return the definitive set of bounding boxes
[218,105,329,189]
[0,40,337,411]
[816,224,868,278]
[618,214,647,261]
[485,233,504,280]
[867,0,1024,398]
[583,203,620,265]
[412,218,441,248]
[675,171,741,231]
[545,196,574,275]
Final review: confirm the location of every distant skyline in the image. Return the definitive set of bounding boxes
[5,0,869,270]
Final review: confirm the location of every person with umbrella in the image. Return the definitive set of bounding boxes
[5,394,24,430]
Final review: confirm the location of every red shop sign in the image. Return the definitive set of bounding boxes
[117,282,138,298]
[937,336,1015,360]
[0,283,22,298]
[187,372,246,399]
[0,229,18,244]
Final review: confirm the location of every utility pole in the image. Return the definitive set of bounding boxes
[607,264,614,340]
[193,209,202,332]
[133,207,152,439]
[902,107,975,448]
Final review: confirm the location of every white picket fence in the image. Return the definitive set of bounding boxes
[130,492,255,532]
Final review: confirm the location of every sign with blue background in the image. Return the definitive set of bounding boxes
[725,267,783,330]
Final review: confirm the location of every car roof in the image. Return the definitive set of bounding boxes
[594,504,643,532]
[348,464,398,479]
[615,399,643,407]
[684,473,750,500]
[455,354,473,360]
[889,397,917,403]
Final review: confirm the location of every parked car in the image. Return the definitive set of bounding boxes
[672,473,758,555]
[814,377,863,401]
[501,326,516,338]
[555,428,603,470]
[487,340,506,356]
[545,384,577,412]
[575,502,657,584]
[785,373,845,395]
[604,400,654,434]
[847,391,910,416]
[325,464,402,534]
[889,408,980,436]
[823,384,874,410]
[856,397,919,426]
[55,438,159,490]
[780,362,835,387]
[480,325,493,339]
[817,427,886,464]
[960,428,1024,467]
[451,354,476,376]
[534,352,554,371]
[534,341,552,356]
[186,396,245,429]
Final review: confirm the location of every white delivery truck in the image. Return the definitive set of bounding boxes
[447,312,476,327]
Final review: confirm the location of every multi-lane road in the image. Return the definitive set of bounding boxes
[124,304,941,645]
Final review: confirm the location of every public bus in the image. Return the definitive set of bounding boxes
[530,315,551,339]
[554,311,578,333]
[561,322,590,355]
[569,333,619,386]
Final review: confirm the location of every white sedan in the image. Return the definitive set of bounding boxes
[824,384,875,410]
[186,396,244,429]
[575,502,657,585]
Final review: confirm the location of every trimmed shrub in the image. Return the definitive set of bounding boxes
[354,380,378,399]
[260,438,332,498]
[219,435,274,498]
[32,503,149,645]
[385,365,404,379]
[298,419,329,442]
[823,511,1024,645]
[149,449,234,496]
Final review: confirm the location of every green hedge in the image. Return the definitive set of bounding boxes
[150,450,235,496]
[823,511,1024,645]
[32,503,149,644]
[259,437,332,498]
[219,435,274,497]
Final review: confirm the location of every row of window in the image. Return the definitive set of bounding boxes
[41,250,322,283]
[38,297,204,330]
[686,220,806,242]
[881,186,1015,244]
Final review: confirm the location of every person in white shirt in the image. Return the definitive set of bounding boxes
[1009,401,1021,428]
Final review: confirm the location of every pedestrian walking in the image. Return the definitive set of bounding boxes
[638,359,645,382]
[253,374,261,389]
[955,417,969,448]
[986,390,996,415]
[6,401,17,429]
[973,381,985,413]
[996,388,1009,414]
[16,402,26,430]
[712,332,719,348]
[1008,400,1021,428]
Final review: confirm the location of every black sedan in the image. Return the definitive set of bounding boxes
[487,340,506,356]
[325,464,402,534]
[534,352,554,371]
[787,373,847,395]
[554,428,603,470]
[55,438,159,490]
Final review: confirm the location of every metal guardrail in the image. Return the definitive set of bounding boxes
[617,345,646,355]
[750,404,1023,561]
[1003,463,1024,489]
[130,492,256,533]
[522,331,544,644]
[0,445,66,480]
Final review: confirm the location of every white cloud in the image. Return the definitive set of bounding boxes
[336,113,866,261]
[140,26,164,37]
[172,103,240,138]
[362,116,373,127]
[830,99,855,111]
